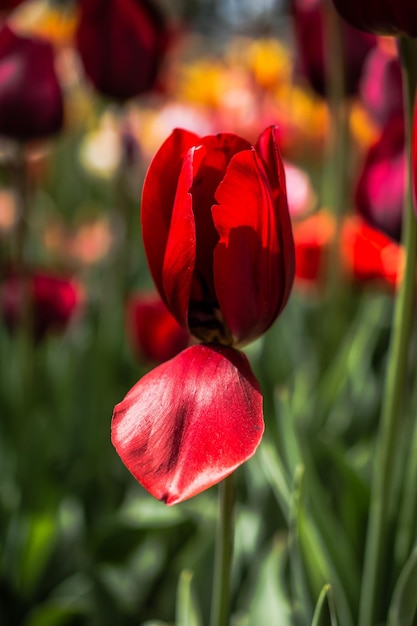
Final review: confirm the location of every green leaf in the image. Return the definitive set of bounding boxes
[19,513,57,596]
[258,440,291,523]
[247,536,295,626]
[388,546,417,626]
[176,570,202,626]
[311,585,338,626]
[23,602,86,626]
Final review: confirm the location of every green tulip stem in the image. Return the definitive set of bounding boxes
[14,143,29,271]
[323,0,352,341]
[358,36,417,626]
[210,474,235,626]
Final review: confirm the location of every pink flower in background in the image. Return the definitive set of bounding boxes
[112,126,295,505]
[355,116,405,242]
[0,25,63,141]
[359,42,403,127]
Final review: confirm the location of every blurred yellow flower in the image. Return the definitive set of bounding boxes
[79,113,122,179]
[350,102,380,152]
[10,0,77,47]
[229,37,292,91]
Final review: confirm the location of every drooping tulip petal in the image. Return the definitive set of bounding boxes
[111,344,264,505]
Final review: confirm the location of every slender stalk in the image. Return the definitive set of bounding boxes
[358,36,417,626]
[210,474,235,626]
[322,0,352,343]
[13,143,29,269]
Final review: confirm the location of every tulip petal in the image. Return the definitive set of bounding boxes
[111,344,264,505]
[161,145,207,328]
[212,146,293,344]
[141,128,199,303]
[256,127,295,309]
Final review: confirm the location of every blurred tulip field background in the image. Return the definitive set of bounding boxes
[1,0,417,625]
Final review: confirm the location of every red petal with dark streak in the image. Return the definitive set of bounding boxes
[111,344,264,505]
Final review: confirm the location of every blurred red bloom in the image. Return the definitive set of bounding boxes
[293,211,404,292]
[0,25,63,141]
[0,270,82,340]
[291,0,376,97]
[331,0,417,37]
[355,116,405,242]
[126,292,189,364]
[76,0,169,102]
[112,126,295,504]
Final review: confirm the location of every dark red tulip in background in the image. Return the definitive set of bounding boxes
[291,0,376,98]
[0,270,82,340]
[331,0,417,37]
[112,126,295,505]
[126,292,189,364]
[76,0,169,101]
[0,26,63,141]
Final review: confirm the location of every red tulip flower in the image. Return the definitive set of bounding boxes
[0,270,82,340]
[126,292,189,364]
[76,0,169,102]
[112,126,295,505]
[355,116,405,242]
[291,0,376,98]
[0,26,64,141]
[331,0,417,37]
